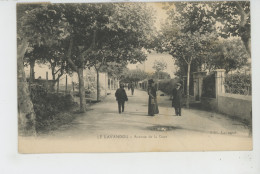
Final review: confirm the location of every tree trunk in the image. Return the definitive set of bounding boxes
[50,65,56,92]
[51,65,56,81]
[77,67,86,112]
[17,40,36,136]
[242,36,251,56]
[96,70,100,101]
[158,71,160,90]
[186,63,191,109]
[66,37,86,112]
[57,78,59,93]
[29,59,35,81]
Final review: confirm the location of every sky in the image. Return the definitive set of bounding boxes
[127,2,177,78]
[149,2,169,30]
[128,52,176,78]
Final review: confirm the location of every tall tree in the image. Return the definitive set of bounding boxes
[17,4,66,134]
[35,44,68,90]
[160,2,217,108]
[153,60,167,89]
[24,44,67,86]
[105,62,128,81]
[214,1,250,55]
[23,45,42,81]
[205,38,249,73]
[151,71,171,80]
[121,69,149,83]
[19,3,156,113]
[78,3,156,101]
[59,4,98,112]
[153,60,167,77]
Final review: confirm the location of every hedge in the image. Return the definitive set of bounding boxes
[158,79,180,95]
[30,84,78,132]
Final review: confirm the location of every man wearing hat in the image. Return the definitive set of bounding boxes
[115,84,128,114]
[172,83,183,116]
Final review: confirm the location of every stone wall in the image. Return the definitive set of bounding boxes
[198,69,252,122]
[218,93,252,121]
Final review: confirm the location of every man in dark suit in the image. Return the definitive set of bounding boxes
[115,84,128,114]
[172,83,183,116]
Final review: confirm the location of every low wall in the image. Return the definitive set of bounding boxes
[201,94,252,122]
[218,93,252,121]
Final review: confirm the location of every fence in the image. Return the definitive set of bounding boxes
[28,74,73,95]
[158,79,180,95]
[28,71,111,103]
[224,71,251,96]
[198,69,252,124]
[28,78,56,92]
[57,75,74,94]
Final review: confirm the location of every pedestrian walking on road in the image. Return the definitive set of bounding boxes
[115,84,128,114]
[148,79,159,116]
[172,83,183,116]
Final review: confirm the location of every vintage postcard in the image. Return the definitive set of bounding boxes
[17,1,252,153]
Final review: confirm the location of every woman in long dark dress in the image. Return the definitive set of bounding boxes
[148,79,159,116]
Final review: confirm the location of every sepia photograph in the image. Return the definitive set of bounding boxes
[17,1,252,153]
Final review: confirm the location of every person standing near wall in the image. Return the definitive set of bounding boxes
[172,83,183,116]
[115,84,128,114]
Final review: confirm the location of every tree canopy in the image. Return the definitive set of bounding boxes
[159,1,250,77]
[153,60,167,74]
[120,69,149,83]
[214,1,250,55]
[17,3,157,112]
[158,1,251,108]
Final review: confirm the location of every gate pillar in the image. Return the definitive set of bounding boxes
[193,71,207,101]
